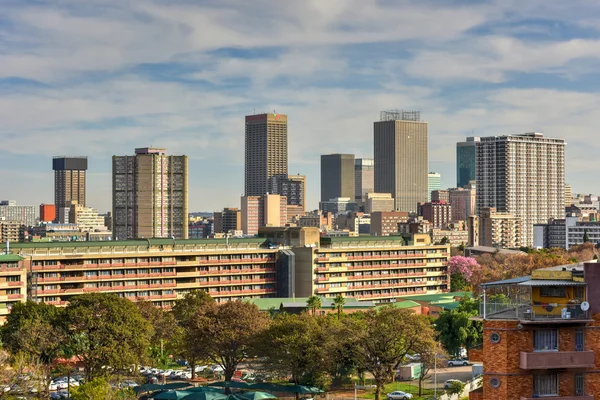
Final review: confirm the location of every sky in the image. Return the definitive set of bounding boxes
[2,0,600,213]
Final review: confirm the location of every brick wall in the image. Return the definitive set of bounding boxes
[468,346,483,363]
[468,387,483,400]
[559,327,575,352]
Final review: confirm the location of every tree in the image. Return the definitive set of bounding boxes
[350,307,436,400]
[446,380,465,396]
[192,301,270,388]
[436,298,482,357]
[448,256,478,292]
[1,301,66,396]
[257,313,332,388]
[332,294,346,320]
[136,301,177,367]
[64,293,153,381]
[306,296,322,316]
[70,378,136,400]
[172,290,215,379]
[415,343,446,397]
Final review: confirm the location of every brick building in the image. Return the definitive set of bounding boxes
[470,262,600,399]
[418,201,452,229]
[370,211,410,236]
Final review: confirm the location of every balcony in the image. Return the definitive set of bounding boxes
[481,302,591,324]
[520,350,595,370]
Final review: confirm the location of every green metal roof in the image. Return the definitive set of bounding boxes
[9,237,268,249]
[398,291,471,303]
[321,236,407,244]
[0,254,23,262]
[244,297,368,311]
[384,300,422,309]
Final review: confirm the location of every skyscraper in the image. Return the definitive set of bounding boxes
[476,133,565,246]
[245,113,288,197]
[427,172,441,202]
[53,156,87,221]
[355,158,374,203]
[112,148,188,240]
[374,110,428,213]
[320,154,355,202]
[456,137,480,188]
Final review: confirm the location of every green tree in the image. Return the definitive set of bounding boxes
[70,378,136,400]
[257,313,332,388]
[436,298,482,357]
[350,307,437,400]
[446,380,465,396]
[192,301,270,388]
[172,290,215,379]
[332,294,346,320]
[415,343,446,397]
[136,301,177,367]
[64,293,153,381]
[306,295,322,316]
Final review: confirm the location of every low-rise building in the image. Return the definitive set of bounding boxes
[535,216,600,249]
[479,207,524,248]
[0,254,26,323]
[419,201,452,229]
[365,193,395,214]
[0,201,36,227]
[214,208,241,234]
[398,217,432,234]
[430,228,469,246]
[296,211,333,232]
[370,211,410,236]
[0,221,23,243]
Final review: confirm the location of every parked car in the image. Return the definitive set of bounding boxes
[444,379,464,389]
[119,380,139,388]
[50,391,70,400]
[210,365,224,373]
[386,391,413,400]
[447,358,469,367]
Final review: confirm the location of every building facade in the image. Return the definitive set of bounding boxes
[293,234,449,303]
[427,172,441,202]
[53,156,88,222]
[278,174,306,217]
[366,193,395,214]
[456,137,479,188]
[479,207,523,248]
[214,208,242,234]
[374,110,428,213]
[476,133,565,246]
[245,113,288,197]
[449,184,476,222]
[0,254,26,323]
[355,158,375,203]
[241,194,288,235]
[432,190,450,203]
[419,201,452,229]
[0,201,36,227]
[471,263,600,400]
[534,217,600,250]
[321,154,355,202]
[370,211,410,236]
[39,204,56,223]
[112,148,189,240]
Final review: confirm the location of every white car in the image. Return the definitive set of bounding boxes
[444,379,464,389]
[386,391,413,400]
[119,380,139,388]
[447,358,469,367]
[210,365,224,373]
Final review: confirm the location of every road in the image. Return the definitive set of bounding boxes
[422,365,473,389]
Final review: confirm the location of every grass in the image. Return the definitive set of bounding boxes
[361,381,434,400]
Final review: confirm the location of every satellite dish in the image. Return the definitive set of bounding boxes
[581,302,590,311]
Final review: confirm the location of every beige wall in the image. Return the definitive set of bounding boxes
[292,247,317,297]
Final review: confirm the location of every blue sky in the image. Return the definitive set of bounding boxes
[2,0,600,212]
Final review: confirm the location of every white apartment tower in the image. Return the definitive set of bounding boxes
[476,133,565,246]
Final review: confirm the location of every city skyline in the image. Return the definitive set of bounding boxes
[2,1,600,212]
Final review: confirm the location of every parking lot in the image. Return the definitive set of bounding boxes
[422,365,474,389]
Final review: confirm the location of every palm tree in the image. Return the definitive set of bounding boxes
[332,294,346,320]
[306,295,322,316]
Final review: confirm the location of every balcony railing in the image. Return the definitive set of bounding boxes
[520,350,595,369]
[481,302,590,322]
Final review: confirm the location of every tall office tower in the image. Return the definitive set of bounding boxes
[476,133,565,246]
[427,172,441,202]
[565,183,573,207]
[355,158,374,203]
[112,148,188,240]
[245,113,288,197]
[456,137,480,188]
[374,110,428,213]
[53,156,87,221]
[321,154,355,202]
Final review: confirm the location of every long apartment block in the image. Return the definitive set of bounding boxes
[2,228,450,314]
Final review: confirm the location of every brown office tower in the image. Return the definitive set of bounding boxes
[374,110,428,213]
[321,154,355,202]
[112,148,188,240]
[53,156,87,221]
[245,113,288,197]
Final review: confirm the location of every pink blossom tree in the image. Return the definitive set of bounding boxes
[448,256,479,291]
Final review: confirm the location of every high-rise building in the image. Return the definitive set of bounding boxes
[565,184,573,207]
[112,148,188,240]
[0,201,36,227]
[241,194,287,235]
[431,190,450,203]
[374,110,428,213]
[214,208,242,234]
[245,113,288,197]
[418,201,452,229]
[479,207,523,248]
[321,154,355,202]
[277,174,306,216]
[355,158,374,203]
[427,172,441,202]
[39,204,56,223]
[456,137,479,188]
[448,183,476,222]
[53,156,87,221]
[476,133,565,246]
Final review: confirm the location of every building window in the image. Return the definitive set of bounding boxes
[533,374,558,396]
[576,329,585,351]
[540,286,566,298]
[575,373,585,396]
[489,377,500,388]
[534,329,558,351]
[490,332,501,344]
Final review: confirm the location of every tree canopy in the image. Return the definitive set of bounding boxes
[435,297,482,357]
